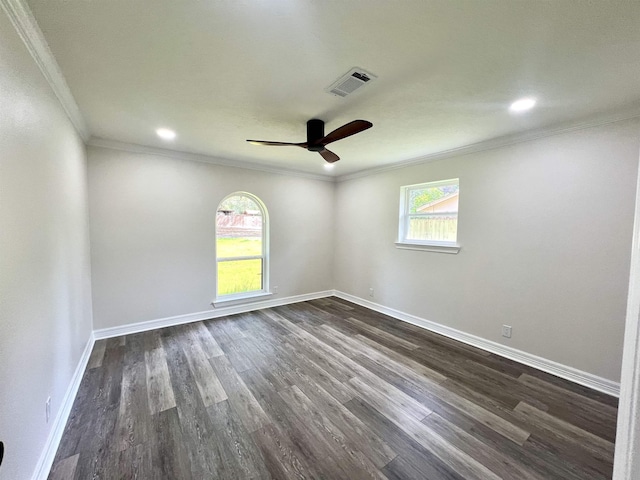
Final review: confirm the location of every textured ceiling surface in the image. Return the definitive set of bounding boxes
[27,0,640,176]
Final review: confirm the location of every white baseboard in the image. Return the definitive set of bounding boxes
[32,333,95,480]
[93,290,334,339]
[333,291,620,397]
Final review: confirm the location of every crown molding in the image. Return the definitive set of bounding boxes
[0,0,89,140]
[337,103,640,182]
[87,137,336,182]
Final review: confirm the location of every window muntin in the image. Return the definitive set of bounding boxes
[215,193,268,300]
[399,179,459,246]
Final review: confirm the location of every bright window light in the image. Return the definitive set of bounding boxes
[398,178,459,245]
[509,97,536,113]
[156,128,176,140]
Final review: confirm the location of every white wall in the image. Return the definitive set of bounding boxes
[0,7,93,480]
[87,146,335,329]
[334,118,640,382]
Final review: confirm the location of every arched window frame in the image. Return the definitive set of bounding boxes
[213,191,270,305]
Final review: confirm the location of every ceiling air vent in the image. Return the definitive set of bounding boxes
[326,68,377,97]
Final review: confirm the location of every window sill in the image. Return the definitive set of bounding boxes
[394,241,461,254]
[212,291,273,308]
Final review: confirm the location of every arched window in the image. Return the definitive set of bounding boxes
[215,192,268,301]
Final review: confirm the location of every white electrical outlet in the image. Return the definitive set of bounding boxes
[502,325,512,338]
[45,396,51,423]
[369,287,374,298]
[273,286,278,294]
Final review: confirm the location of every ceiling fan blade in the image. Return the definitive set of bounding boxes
[319,148,340,163]
[320,120,373,145]
[247,140,307,147]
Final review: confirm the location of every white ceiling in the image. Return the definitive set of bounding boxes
[26,0,640,177]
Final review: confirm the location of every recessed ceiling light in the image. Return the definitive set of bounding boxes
[156,128,176,140]
[324,163,335,171]
[509,97,536,113]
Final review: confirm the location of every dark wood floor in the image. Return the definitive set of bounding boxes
[48,297,618,479]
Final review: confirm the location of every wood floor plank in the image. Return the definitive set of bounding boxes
[523,434,612,480]
[241,368,351,478]
[280,327,356,383]
[191,321,225,358]
[240,366,321,478]
[114,358,149,451]
[518,373,618,441]
[72,403,119,479]
[252,422,319,480]
[449,359,550,411]
[523,368,619,407]
[150,407,193,480]
[209,354,271,433]
[87,339,107,369]
[99,339,126,407]
[347,380,499,480]
[240,331,296,391]
[354,349,531,446]
[161,330,224,478]
[354,333,447,384]
[513,401,615,463]
[113,443,153,480]
[422,412,547,480]
[401,419,501,480]
[382,454,458,480]
[206,400,271,479]
[306,298,354,321]
[205,315,247,344]
[287,365,396,468]
[273,303,325,326]
[345,396,465,480]
[302,322,370,357]
[178,325,227,406]
[426,397,594,480]
[217,337,255,373]
[278,385,387,480]
[143,330,176,414]
[47,453,78,480]
[252,310,295,337]
[343,316,422,350]
[348,376,432,425]
[271,332,357,403]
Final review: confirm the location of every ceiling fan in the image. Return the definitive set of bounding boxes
[246,119,373,163]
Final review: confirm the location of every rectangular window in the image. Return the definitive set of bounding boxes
[397,178,460,253]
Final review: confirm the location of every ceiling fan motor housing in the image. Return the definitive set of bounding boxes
[307,119,325,150]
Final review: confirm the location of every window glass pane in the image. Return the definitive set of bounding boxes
[407,214,458,242]
[216,195,262,258]
[409,183,459,214]
[217,259,262,296]
[216,235,262,258]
